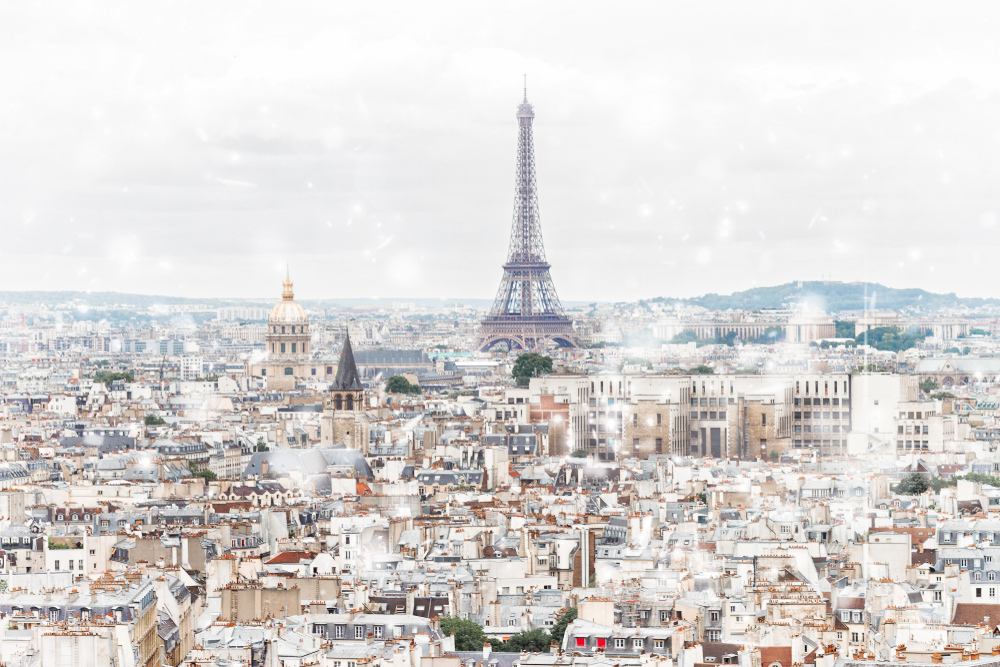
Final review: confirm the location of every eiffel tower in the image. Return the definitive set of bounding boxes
[477,87,579,352]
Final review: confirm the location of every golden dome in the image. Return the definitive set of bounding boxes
[269,269,308,324]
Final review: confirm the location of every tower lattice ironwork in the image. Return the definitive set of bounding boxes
[478,88,579,352]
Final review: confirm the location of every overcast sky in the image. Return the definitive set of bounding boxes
[3,2,1000,303]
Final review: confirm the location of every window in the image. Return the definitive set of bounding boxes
[54,560,60,570]
[852,633,859,643]
[634,639,644,649]
[660,610,670,622]
[335,625,345,639]
[577,638,586,647]
[654,640,664,649]
[281,343,286,353]
[508,619,517,627]
[355,625,365,639]
[710,611,720,622]
[614,638,625,648]
[761,414,766,426]
[373,626,383,639]
[89,550,95,555]
[977,588,983,598]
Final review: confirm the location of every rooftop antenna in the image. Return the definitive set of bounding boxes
[523,74,527,102]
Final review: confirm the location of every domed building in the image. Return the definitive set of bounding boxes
[248,270,338,389]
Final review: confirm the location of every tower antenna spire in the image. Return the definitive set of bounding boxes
[523,74,527,102]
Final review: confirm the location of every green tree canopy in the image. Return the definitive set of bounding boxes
[94,370,134,385]
[550,607,578,645]
[144,414,166,426]
[834,320,856,338]
[569,449,588,458]
[689,365,715,375]
[919,378,939,393]
[193,470,217,482]
[893,473,929,495]
[505,629,553,653]
[512,353,553,386]
[385,376,421,394]
[855,326,925,352]
[440,617,487,651]
[669,329,700,345]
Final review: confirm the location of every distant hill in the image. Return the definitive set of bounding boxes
[0,291,255,308]
[651,281,1000,313]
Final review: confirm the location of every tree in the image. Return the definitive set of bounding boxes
[944,347,960,354]
[193,470,217,482]
[440,617,487,651]
[550,607,578,645]
[963,346,972,356]
[893,473,929,495]
[919,378,939,393]
[256,437,267,452]
[854,326,925,352]
[834,320,856,338]
[385,376,421,394]
[569,449,588,458]
[505,628,553,653]
[512,353,553,386]
[93,370,135,385]
[669,329,700,345]
[144,414,166,426]
[689,365,715,375]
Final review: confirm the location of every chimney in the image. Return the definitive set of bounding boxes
[551,642,559,655]
[484,642,492,661]
[406,589,415,616]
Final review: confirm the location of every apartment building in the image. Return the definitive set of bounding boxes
[529,373,857,459]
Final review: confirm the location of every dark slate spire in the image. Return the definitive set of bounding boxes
[333,333,363,391]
